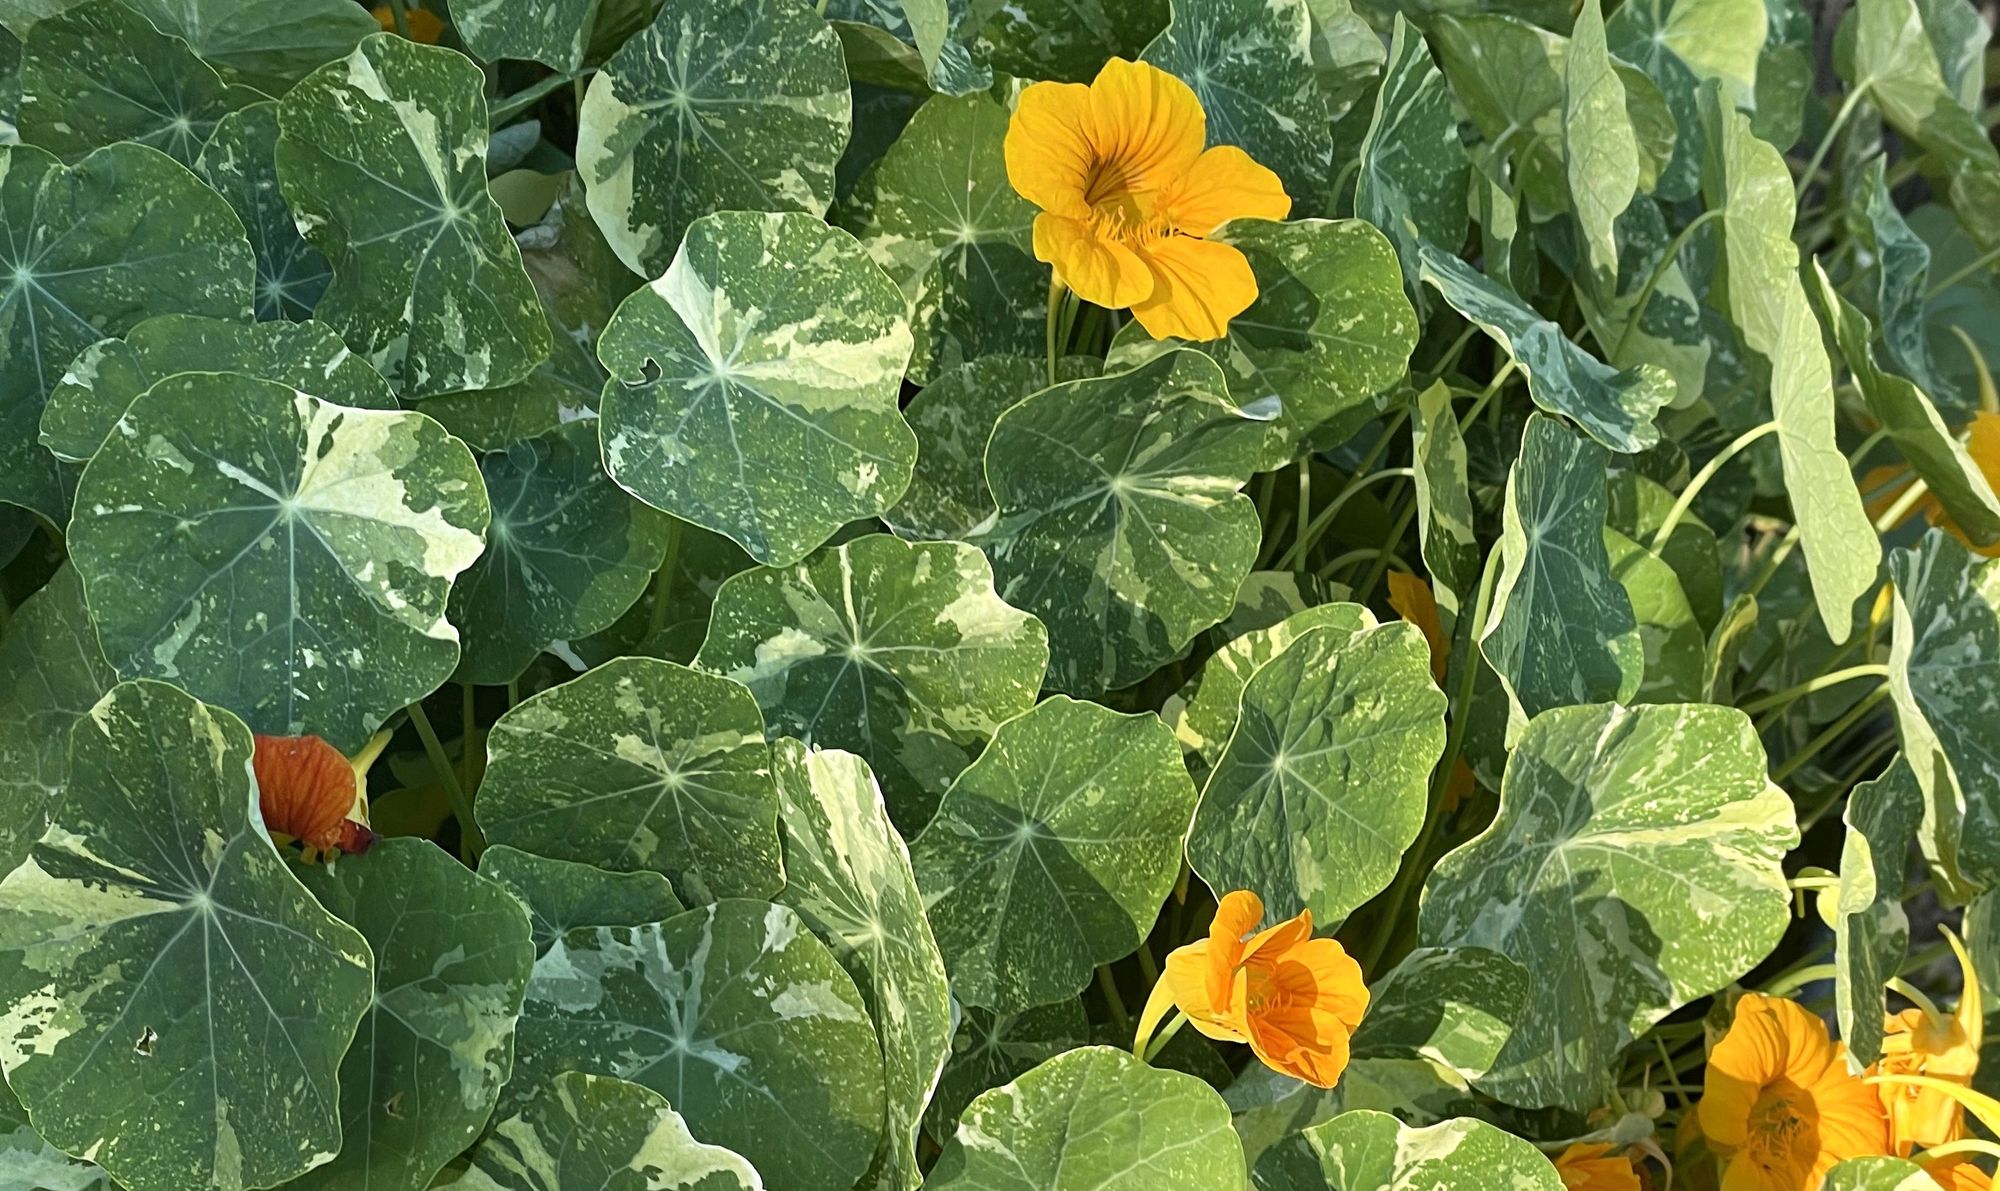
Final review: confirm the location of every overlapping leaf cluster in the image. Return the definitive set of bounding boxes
[0,0,1995,1188]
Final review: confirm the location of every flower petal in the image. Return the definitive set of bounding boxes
[1204,890,1265,1011]
[252,734,363,853]
[1129,235,1259,341]
[1245,1003,1353,1088]
[1162,145,1291,236]
[1034,213,1155,311]
[1005,81,1095,219]
[1082,58,1205,203]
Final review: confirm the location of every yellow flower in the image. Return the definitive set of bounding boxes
[1924,1155,1995,1191]
[1003,58,1290,341]
[1873,930,1983,1155]
[1698,993,1889,1191]
[1861,410,2000,554]
[1134,890,1368,1088]
[1553,1142,1645,1190]
[372,4,444,43]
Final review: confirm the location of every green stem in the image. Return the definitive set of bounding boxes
[489,72,579,127]
[459,682,476,791]
[1795,84,1871,209]
[1874,477,1933,534]
[1654,1033,1692,1113]
[1797,732,1898,832]
[647,519,684,641]
[386,0,411,37]
[1424,324,1480,386]
[1044,276,1068,386]
[1614,209,1725,362]
[1141,1010,1189,1063]
[1771,685,1892,785]
[1738,663,1890,717]
[1096,965,1130,1031]
[1764,962,1840,997]
[1276,467,1416,571]
[1292,465,1311,568]
[1355,499,1418,601]
[1743,525,1803,600]
[1926,241,2000,299]
[408,701,484,858]
[1652,421,1777,551]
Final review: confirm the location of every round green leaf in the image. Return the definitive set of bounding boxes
[1164,602,1375,781]
[68,373,490,752]
[0,141,253,521]
[0,680,373,1191]
[909,696,1196,1013]
[1190,621,1446,927]
[926,1046,1245,1191]
[40,314,395,465]
[1605,526,1706,704]
[696,533,1048,830]
[292,838,534,1191]
[980,349,1267,696]
[460,1072,763,1191]
[1349,947,1530,1082]
[479,844,684,956]
[1419,702,1797,1111]
[449,422,674,686]
[1252,1110,1562,1190]
[453,0,597,72]
[1142,0,1333,214]
[1109,220,1418,457]
[0,1080,107,1191]
[1358,19,1471,304]
[276,33,551,399]
[18,0,262,166]
[508,900,886,1191]
[840,92,1042,384]
[0,566,113,878]
[477,657,783,902]
[971,0,1165,83]
[122,0,378,93]
[597,210,916,566]
[884,356,1058,542]
[771,742,950,1191]
[923,1001,1089,1140]
[196,102,331,322]
[575,0,849,279]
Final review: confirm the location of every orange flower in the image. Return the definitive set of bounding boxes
[1133,890,1367,1088]
[1925,1155,1996,1191]
[1385,571,1448,686]
[372,5,444,43]
[1872,930,1983,1155]
[1697,993,1889,1191]
[1553,1143,1644,1191]
[253,733,386,858]
[1861,410,2000,555]
[1003,58,1290,341]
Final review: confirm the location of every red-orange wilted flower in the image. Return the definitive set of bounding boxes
[1133,890,1367,1088]
[252,733,387,859]
[1552,1142,1645,1190]
[371,4,444,42]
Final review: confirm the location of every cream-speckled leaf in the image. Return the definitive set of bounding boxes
[292,838,534,1191]
[0,680,373,1191]
[922,1001,1090,1140]
[449,422,675,686]
[276,33,550,398]
[1701,86,1879,643]
[1253,1110,1562,1190]
[1358,18,1468,303]
[506,900,885,1191]
[460,1072,763,1191]
[1835,758,1921,1068]
[980,350,1266,696]
[696,533,1047,830]
[1190,622,1445,927]
[196,102,331,322]
[68,373,489,752]
[771,742,950,1191]
[1606,526,1706,704]
[927,1046,1244,1191]
[884,356,1048,542]
[479,845,683,956]
[17,0,261,165]
[909,697,1195,1013]
[1108,219,1417,457]
[970,0,1163,81]
[1143,0,1333,216]
[1164,602,1375,780]
[1851,157,1951,404]
[1350,948,1529,1082]
[1805,259,2000,548]
[0,1081,108,1190]
[122,0,377,92]
[477,657,783,902]
[1887,532,2000,896]
[1418,246,1670,455]
[597,210,916,567]
[454,0,597,71]
[0,141,253,521]
[1824,1158,1951,1191]
[1606,0,1766,202]
[1420,702,1797,1111]
[1563,0,1637,295]
[1479,415,1642,739]
[0,566,113,879]
[40,314,395,465]
[1411,382,1479,627]
[841,92,1042,385]
[576,0,850,279]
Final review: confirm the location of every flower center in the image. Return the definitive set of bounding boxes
[1740,1080,1821,1187]
[1080,157,1175,247]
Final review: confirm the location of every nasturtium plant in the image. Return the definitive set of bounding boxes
[5,0,2000,1186]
